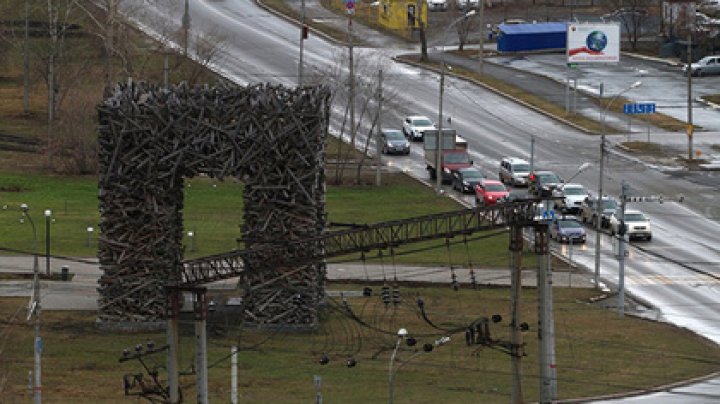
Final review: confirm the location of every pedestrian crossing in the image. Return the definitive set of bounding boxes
[625,273,720,286]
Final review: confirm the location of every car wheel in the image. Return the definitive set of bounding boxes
[404,149,410,155]
[697,69,703,77]
[429,168,436,180]
[646,235,652,241]
[476,197,483,207]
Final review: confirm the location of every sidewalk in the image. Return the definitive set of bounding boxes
[0,256,596,311]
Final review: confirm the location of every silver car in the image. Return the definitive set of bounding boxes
[683,55,720,77]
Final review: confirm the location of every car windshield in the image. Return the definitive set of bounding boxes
[462,170,484,180]
[538,173,560,183]
[484,184,506,192]
[624,213,646,222]
[564,187,586,195]
[513,163,530,172]
[384,131,405,141]
[558,220,581,228]
[600,199,618,209]
[445,153,471,164]
[412,118,433,126]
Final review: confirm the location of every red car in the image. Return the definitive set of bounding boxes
[474,180,509,206]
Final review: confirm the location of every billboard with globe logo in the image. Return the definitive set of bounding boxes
[567,23,620,64]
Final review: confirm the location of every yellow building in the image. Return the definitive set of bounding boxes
[324,0,427,39]
[377,0,428,36]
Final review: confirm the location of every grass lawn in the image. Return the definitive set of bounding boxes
[1,285,719,402]
[1,169,539,268]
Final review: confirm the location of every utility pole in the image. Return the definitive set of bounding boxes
[478,0,485,75]
[594,133,604,288]
[298,0,306,86]
[376,69,383,187]
[182,0,191,56]
[231,346,238,404]
[509,225,524,403]
[686,32,693,160]
[529,135,535,172]
[23,0,30,114]
[166,290,180,403]
[617,181,628,317]
[348,9,355,170]
[194,288,209,404]
[536,220,556,403]
[22,204,42,404]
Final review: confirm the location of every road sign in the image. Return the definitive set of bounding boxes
[344,0,355,14]
[623,103,656,115]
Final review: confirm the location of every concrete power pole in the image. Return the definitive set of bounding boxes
[348,12,355,167]
[617,181,628,317]
[686,32,693,160]
[536,221,557,403]
[166,290,180,403]
[509,225,524,403]
[298,0,306,86]
[194,289,209,404]
[478,0,485,75]
[376,69,383,187]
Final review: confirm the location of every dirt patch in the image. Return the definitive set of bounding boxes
[619,141,687,166]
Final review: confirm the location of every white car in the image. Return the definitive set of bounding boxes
[457,0,478,10]
[609,209,652,241]
[402,115,436,142]
[553,183,589,214]
[428,0,448,11]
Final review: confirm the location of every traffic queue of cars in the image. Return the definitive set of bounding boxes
[384,116,651,244]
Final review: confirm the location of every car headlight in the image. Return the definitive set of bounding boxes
[443,167,451,174]
[463,180,469,186]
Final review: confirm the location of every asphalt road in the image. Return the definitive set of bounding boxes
[0,256,595,311]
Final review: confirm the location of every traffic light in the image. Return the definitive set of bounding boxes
[618,220,627,236]
[302,25,309,40]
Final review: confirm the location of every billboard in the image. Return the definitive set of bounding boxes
[567,23,620,64]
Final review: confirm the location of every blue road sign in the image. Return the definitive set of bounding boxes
[623,103,656,115]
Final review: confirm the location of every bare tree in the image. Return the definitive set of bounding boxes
[455,10,480,51]
[415,0,429,61]
[604,0,655,51]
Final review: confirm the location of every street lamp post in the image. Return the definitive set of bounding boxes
[86,226,94,248]
[594,81,642,288]
[437,10,476,193]
[44,210,51,277]
[187,230,195,252]
[21,204,42,404]
[388,328,407,404]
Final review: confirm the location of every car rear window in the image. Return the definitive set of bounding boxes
[485,184,506,192]
[412,119,433,126]
[385,131,405,140]
[558,220,581,228]
[512,164,530,172]
[538,173,560,183]
[564,187,586,195]
[462,170,484,179]
[624,213,646,222]
[445,153,471,164]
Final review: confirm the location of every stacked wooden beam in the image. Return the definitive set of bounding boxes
[97,81,330,328]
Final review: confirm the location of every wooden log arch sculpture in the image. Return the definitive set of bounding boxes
[96,82,330,330]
